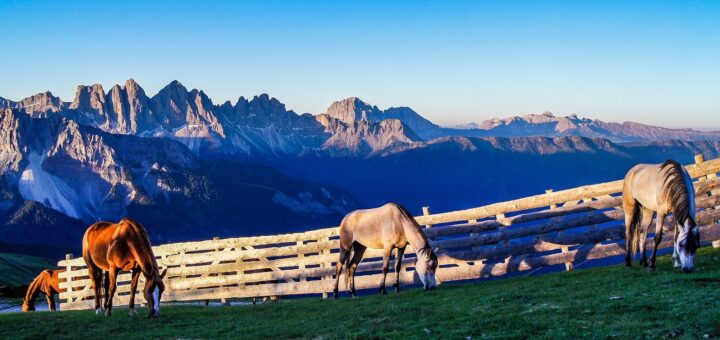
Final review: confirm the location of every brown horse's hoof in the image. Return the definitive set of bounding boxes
[95,308,104,315]
[129,308,138,317]
[647,266,656,273]
[104,309,112,317]
[394,287,400,293]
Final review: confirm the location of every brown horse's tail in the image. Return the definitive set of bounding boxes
[628,201,642,256]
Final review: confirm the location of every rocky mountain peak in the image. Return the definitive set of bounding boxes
[16,91,65,117]
[325,97,380,124]
[69,84,107,114]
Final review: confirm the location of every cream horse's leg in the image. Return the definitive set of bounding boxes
[333,247,351,299]
[347,244,366,298]
[649,212,666,271]
[638,208,654,267]
[379,246,393,295]
[393,246,406,293]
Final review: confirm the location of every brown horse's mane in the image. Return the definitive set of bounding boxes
[660,160,693,226]
[122,218,160,276]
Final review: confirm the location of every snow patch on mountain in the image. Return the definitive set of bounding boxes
[18,153,84,219]
[272,191,334,215]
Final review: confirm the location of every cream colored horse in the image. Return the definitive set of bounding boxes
[622,160,699,272]
[333,203,438,298]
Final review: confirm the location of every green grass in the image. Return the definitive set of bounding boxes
[0,252,55,287]
[2,248,720,339]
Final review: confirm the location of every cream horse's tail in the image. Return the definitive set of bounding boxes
[628,201,642,256]
[343,246,353,290]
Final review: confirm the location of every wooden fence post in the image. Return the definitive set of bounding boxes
[65,253,73,304]
[546,189,557,209]
[561,247,574,271]
[422,206,432,228]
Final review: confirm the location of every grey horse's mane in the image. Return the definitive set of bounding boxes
[660,160,694,226]
[392,203,436,262]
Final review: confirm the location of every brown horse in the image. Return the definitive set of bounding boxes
[333,203,438,298]
[22,269,65,312]
[82,218,167,318]
[623,160,700,272]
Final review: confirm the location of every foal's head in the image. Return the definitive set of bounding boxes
[144,268,168,318]
[676,217,700,273]
[415,247,439,290]
[21,300,34,312]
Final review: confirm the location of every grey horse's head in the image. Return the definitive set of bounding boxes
[676,217,700,273]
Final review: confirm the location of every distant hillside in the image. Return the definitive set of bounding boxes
[0,252,54,287]
[262,136,720,214]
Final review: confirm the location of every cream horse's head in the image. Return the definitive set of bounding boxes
[415,247,439,290]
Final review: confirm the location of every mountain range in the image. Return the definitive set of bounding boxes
[2,79,719,258]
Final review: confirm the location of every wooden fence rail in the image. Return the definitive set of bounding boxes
[58,156,720,310]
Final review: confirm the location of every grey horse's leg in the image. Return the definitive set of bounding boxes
[638,208,654,267]
[649,212,666,271]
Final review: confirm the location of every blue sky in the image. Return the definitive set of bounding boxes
[0,0,718,129]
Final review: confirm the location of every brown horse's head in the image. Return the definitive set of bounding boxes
[143,268,168,318]
[415,247,439,290]
[21,300,34,312]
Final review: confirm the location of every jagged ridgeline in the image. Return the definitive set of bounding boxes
[2,79,720,257]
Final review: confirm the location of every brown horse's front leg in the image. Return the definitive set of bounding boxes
[46,294,56,311]
[128,267,141,316]
[86,264,103,315]
[104,267,119,316]
[394,247,406,293]
[379,247,393,295]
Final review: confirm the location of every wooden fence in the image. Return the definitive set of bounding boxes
[58,155,720,310]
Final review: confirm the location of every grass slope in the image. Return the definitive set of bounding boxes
[0,252,55,287]
[2,248,720,339]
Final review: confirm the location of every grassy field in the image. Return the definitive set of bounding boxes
[2,247,719,339]
[0,252,55,287]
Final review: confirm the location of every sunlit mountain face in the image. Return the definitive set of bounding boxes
[2,80,719,257]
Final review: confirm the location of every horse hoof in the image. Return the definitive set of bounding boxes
[394,287,400,293]
[130,309,138,317]
[105,310,112,317]
[95,308,104,315]
[647,267,656,273]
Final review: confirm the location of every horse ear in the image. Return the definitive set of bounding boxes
[160,268,168,279]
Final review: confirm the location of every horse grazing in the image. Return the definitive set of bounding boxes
[22,269,65,312]
[623,160,700,272]
[82,218,167,318]
[333,203,439,298]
